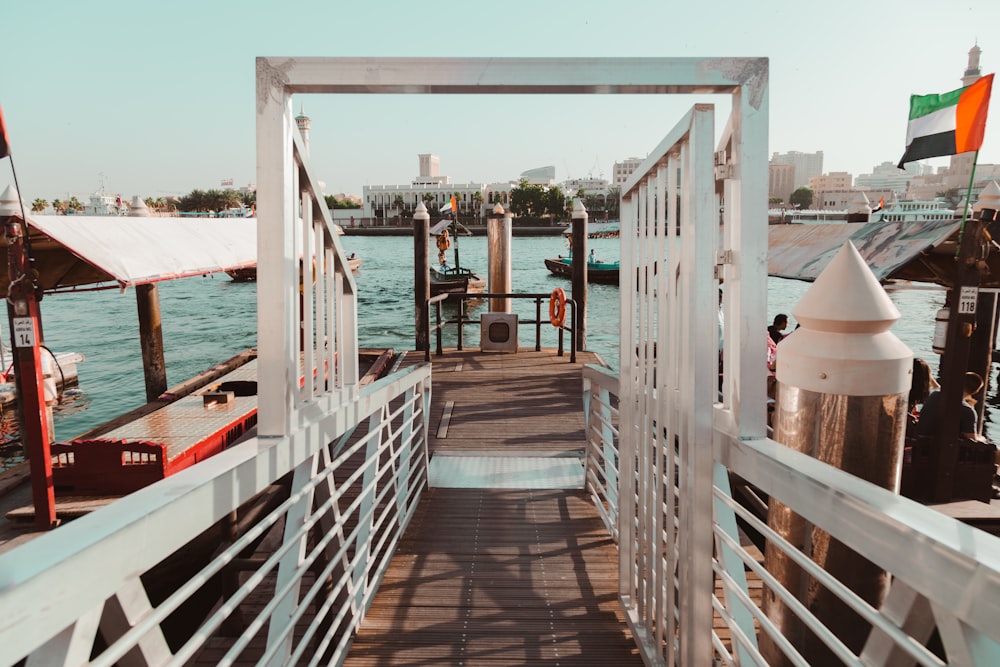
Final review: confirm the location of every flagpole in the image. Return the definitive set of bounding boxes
[954,150,981,258]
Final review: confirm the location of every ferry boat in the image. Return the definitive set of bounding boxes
[79,190,129,216]
[875,198,956,223]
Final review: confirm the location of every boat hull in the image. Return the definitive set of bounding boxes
[544,258,619,285]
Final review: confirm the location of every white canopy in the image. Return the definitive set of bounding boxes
[1,215,257,296]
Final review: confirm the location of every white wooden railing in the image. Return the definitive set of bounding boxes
[588,90,1000,664]
[0,364,431,666]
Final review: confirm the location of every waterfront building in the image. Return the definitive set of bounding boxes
[768,162,795,205]
[612,157,642,187]
[520,165,556,186]
[856,161,925,197]
[770,150,823,190]
[808,171,852,193]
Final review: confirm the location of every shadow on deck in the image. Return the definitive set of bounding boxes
[342,349,643,666]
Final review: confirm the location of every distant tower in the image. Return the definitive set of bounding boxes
[295,105,311,157]
[418,154,439,179]
[963,43,982,86]
[950,44,983,176]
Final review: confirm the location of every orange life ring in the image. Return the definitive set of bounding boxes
[549,287,567,327]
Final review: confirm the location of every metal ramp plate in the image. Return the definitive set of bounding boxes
[428,455,584,489]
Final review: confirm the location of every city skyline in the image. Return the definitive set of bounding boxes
[1,1,998,205]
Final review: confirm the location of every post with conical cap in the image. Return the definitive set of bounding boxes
[571,199,588,350]
[487,203,511,313]
[761,241,912,665]
[413,201,430,352]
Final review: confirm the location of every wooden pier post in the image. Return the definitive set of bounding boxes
[968,181,1000,430]
[137,283,168,402]
[571,199,588,351]
[413,201,430,352]
[486,203,511,313]
[762,241,911,664]
[1,199,57,529]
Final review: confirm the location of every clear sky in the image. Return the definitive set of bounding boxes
[1,0,998,205]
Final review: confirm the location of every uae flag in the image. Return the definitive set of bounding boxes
[898,73,993,168]
[0,104,10,159]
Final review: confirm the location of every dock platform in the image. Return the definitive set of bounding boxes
[343,348,642,665]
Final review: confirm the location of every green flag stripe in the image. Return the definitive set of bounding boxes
[908,85,967,121]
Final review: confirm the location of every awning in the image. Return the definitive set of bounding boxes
[0,215,257,297]
[768,219,964,285]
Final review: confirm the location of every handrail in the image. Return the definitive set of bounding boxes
[0,363,433,666]
[423,292,577,363]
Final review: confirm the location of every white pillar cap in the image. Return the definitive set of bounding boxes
[777,241,912,395]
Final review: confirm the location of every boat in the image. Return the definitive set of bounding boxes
[430,218,485,297]
[544,253,620,285]
[225,224,360,281]
[875,198,956,223]
[226,255,361,282]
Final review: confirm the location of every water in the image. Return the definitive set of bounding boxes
[2,232,980,459]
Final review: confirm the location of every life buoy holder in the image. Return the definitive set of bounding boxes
[549,287,567,328]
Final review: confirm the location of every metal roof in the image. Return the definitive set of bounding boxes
[768,220,964,284]
[0,215,257,297]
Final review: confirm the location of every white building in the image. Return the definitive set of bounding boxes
[361,155,519,222]
[612,157,642,187]
[770,150,823,190]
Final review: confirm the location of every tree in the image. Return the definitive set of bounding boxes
[68,196,83,212]
[472,191,483,223]
[606,187,621,220]
[789,187,813,210]
[936,187,964,211]
[31,198,47,213]
[52,198,65,215]
[510,179,545,217]
[393,194,405,223]
[769,196,783,205]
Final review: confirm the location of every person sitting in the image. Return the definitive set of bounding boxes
[767,314,789,344]
[916,371,987,443]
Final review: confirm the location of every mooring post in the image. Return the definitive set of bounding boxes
[137,283,167,402]
[571,199,588,351]
[413,202,430,352]
[1,191,57,529]
[761,241,911,665]
[967,181,1000,428]
[487,203,511,313]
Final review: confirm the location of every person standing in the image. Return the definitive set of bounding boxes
[767,313,789,344]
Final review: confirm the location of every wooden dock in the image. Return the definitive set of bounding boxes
[342,348,644,666]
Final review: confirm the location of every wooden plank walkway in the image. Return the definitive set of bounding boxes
[343,348,644,666]
[407,349,602,456]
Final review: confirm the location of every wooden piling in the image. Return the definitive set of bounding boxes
[763,241,911,664]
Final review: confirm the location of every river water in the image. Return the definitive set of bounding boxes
[2,231,981,467]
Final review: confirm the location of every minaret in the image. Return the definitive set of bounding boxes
[295,105,311,157]
[962,43,982,86]
[949,44,983,177]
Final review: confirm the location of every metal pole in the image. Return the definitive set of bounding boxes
[571,199,588,351]
[413,202,430,352]
[486,203,511,312]
[762,242,911,665]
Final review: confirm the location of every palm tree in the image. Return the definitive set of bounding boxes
[52,198,64,215]
[68,196,83,212]
[393,194,405,224]
[472,191,483,225]
[31,198,47,213]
